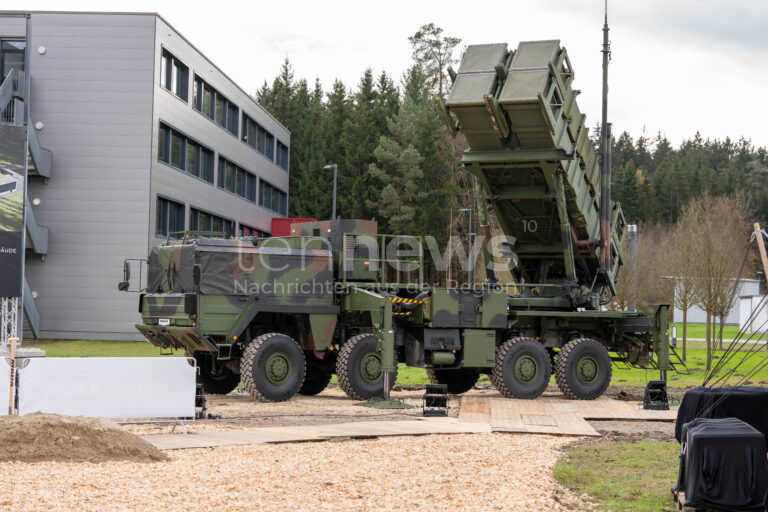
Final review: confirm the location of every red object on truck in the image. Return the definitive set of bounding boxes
[271,217,315,237]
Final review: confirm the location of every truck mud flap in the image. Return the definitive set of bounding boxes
[136,324,218,353]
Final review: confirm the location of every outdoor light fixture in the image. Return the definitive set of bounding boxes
[37,46,46,55]
[34,121,43,130]
[32,198,41,206]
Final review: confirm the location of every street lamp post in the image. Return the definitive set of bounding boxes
[459,207,473,288]
[323,164,338,220]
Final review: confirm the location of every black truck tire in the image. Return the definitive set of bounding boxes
[194,352,240,395]
[555,337,612,400]
[491,337,551,399]
[298,361,333,396]
[241,333,305,402]
[336,333,397,400]
[426,368,480,394]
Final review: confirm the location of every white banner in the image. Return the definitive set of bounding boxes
[18,357,196,419]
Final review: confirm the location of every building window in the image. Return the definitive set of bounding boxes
[242,113,275,161]
[276,141,289,171]
[259,180,287,216]
[1,40,25,84]
[160,49,188,101]
[158,123,214,183]
[193,75,238,136]
[156,197,185,238]
[217,157,257,202]
[190,208,235,238]
[239,224,270,238]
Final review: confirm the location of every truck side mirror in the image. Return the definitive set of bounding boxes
[193,264,202,287]
[118,260,132,291]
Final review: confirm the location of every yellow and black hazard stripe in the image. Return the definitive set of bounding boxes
[393,312,411,317]
[388,297,424,305]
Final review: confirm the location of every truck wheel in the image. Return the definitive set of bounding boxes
[336,334,397,400]
[241,333,305,402]
[194,352,240,395]
[299,362,332,396]
[555,337,612,400]
[491,337,551,399]
[426,368,479,394]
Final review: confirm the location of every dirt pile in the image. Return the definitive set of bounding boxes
[0,413,168,463]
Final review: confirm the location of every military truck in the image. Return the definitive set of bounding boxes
[121,39,674,403]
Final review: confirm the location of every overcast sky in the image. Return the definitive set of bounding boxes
[9,0,768,148]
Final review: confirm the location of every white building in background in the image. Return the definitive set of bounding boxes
[739,296,767,334]
[672,278,762,325]
[0,11,290,341]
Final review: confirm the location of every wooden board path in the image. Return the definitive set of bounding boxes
[459,394,677,437]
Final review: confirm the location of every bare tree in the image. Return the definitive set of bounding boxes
[690,194,751,371]
[667,214,702,361]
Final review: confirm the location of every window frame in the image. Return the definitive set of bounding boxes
[217,155,258,203]
[156,196,186,239]
[258,179,288,216]
[241,112,276,162]
[189,206,235,238]
[158,122,215,184]
[193,74,239,137]
[276,140,290,171]
[160,48,189,102]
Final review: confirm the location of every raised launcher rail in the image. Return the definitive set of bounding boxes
[439,40,625,304]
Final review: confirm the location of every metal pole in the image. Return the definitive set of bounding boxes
[628,224,638,311]
[332,165,337,221]
[459,208,473,287]
[599,2,612,274]
[468,208,473,288]
[17,14,31,346]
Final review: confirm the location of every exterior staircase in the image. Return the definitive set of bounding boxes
[0,67,52,338]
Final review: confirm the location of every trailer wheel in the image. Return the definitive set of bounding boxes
[426,368,479,394]
[298,361,333,396]
[491,337,551,399]
[555,337,612,400]
[241,333,305,402]
[336,334,397,400]
[194,352,240,395]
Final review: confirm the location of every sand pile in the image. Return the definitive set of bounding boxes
[0,413,168,463]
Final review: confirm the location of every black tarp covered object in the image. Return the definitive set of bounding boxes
[675,386,768,443]
[675,418,768,511]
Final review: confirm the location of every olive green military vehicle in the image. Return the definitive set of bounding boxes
[121,40,676,403]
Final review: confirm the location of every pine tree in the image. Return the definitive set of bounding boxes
[340,69,381,219]
[365,100,425,233]
[408,23,461,97]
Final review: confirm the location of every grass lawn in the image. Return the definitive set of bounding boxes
[26,336,768,390]
[554,440,679,512]
[673,322,766,341]
[26,339,183,358]
[612,339,768,389]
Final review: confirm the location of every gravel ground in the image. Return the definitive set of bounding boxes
[123,387,463,434]
[2,433,578,512]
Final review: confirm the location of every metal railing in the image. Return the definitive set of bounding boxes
[25,196,48,255]
[22,278,39,339]
[0,69,24,124]
[27,119,51,178]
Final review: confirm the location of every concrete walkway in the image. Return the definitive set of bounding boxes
[142,417,492,450]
